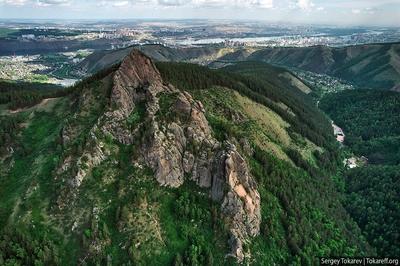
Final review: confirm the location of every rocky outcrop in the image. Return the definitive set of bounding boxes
[127,50,261,260]
[102,49,166,145]
[144,87,219,188]
[56,50,166,211]
[221,144,261,260]
[210,144,261,261]
[58,49,261,261]
[110,49,164,118]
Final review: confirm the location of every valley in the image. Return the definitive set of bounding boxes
[0,51,89,87]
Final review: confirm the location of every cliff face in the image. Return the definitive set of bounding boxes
[58,49,261,261]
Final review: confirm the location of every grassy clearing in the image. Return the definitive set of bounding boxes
[253,136,291,162]
[234,91,291,146]
[279,72,312,94]
[296,138,323,166]
[191,87,293,162]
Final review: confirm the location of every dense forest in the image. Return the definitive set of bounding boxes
[320,89,400,165]
[0,81,65,110]
[320,89,400,256]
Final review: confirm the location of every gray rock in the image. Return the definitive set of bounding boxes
[182,151,195,173]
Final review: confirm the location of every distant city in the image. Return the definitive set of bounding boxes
[1,19,400,52]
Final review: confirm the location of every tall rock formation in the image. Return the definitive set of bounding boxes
[58,49,261,261]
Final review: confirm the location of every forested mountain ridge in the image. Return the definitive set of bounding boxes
[78,42,400,91]
[0,49,373,265]
[77,44,235,74]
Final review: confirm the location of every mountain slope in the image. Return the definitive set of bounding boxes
[246,43,400,90]
[0,50,372,265]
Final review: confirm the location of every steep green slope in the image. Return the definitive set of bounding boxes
[320,90,400,256]
[0,50,372,265]
[248,45,336,73]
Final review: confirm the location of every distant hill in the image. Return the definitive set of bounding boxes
[0,38,121,56]
[245,43,400,90]
[77,44,235,74]
[79,43,400,90]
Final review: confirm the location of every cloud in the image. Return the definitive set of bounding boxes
[158,0,274,8]
[288,0,315,11]
[96,0,153,7]
[364,7,376,14]
[112,0,129,6]
[249,0,273,9]
[36,0,71,6]
[0,0,397,26]
[158,0,190,6]
[351,7,378,15]
[95,0,193,8]
[298,0,314,10]
[0,0,28,5]
[192,0,224,7]
[297,0,314,10]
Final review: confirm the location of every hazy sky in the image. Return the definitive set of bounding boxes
[0,0,399,26]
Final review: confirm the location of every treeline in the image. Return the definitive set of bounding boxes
[156,61,334,150]
[0,81,68,110]
[320,89,400,256]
